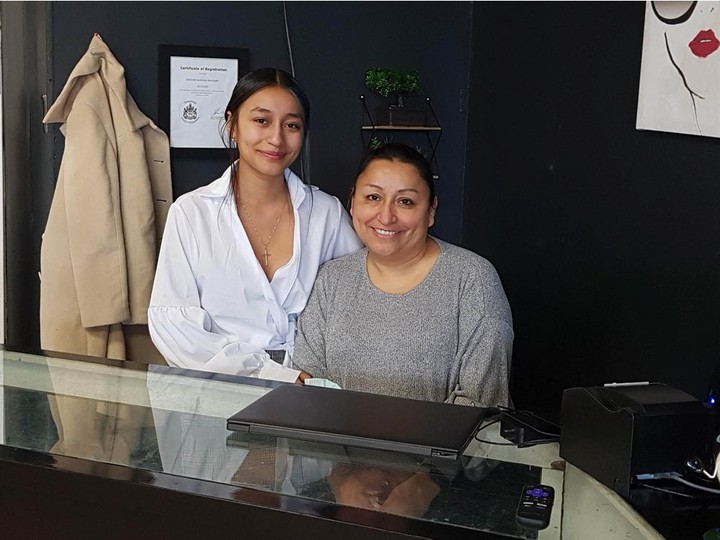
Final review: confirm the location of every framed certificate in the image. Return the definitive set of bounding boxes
[159,45,250,157]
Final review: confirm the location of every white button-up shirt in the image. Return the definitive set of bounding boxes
[148,166,362,379]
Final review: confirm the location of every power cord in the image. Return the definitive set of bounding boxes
[473,407,561,448]
[667,472,720,495]
[686,451,720,484]
[497,405,561,447]
[633,450,720,497]
[495,405,561,437]
[474,418,517,446]
[634,481,698,499]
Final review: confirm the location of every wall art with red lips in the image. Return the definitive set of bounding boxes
[637,1,720,138]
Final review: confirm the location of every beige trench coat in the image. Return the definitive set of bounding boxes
[41,35,172,361]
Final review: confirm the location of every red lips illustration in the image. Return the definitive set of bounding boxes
[689,29,720,58]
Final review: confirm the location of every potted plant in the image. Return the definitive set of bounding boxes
[365,68,425,126]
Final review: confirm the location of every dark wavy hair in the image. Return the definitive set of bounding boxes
[352,143,436,205]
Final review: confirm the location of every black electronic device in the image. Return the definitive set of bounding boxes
[705,361,720,408]
[227,384,489,459]
[515,483,554,530]
[560,382,714,498]
[499,410,560,447]
[705,363,720,444]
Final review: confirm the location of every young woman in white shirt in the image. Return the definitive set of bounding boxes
[148,68,362,380]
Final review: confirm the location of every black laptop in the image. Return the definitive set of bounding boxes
[226,384,489,460]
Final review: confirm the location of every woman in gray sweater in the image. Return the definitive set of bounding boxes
[293,143,513,408]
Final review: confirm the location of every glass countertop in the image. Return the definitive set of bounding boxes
[0,349,560,539]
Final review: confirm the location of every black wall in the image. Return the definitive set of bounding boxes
[49,1,471,242]
[14,2,718,420]
[5,1,474,353]
[1,2,53,350]
[466,2,720,418]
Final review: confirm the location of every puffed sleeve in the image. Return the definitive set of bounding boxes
[448,261,514,407]
[148,203,298,380]
[292,267,330,378]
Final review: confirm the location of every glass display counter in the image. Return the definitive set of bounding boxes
[0,348,660,539]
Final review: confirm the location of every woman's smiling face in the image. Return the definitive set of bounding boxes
[229,85,305,180]
[350,159,436,263]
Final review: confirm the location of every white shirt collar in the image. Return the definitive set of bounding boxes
[198,164,309,209]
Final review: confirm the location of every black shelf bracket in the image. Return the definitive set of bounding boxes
[359,95,442,179]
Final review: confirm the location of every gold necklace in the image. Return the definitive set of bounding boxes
[237,195,288,266]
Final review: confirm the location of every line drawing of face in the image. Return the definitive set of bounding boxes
[650,1,720,135]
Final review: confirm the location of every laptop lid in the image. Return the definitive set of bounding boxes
[226,384,489,460]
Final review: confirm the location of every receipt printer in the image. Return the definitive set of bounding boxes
[560,383,714,497]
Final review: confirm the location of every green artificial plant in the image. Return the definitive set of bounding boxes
[365,68,421,107]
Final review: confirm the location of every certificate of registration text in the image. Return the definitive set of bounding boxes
[169,56,238,148]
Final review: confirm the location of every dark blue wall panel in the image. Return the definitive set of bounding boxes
[465,2,720,418]
[50,1,471,243]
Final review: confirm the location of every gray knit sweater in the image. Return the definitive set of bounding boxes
[293,238,513,407]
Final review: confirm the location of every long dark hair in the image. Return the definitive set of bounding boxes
[352,143,436,205]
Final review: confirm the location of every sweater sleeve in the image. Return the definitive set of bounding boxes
[448,261,514,407]
[292,267,330,378]
[148,203,298,380]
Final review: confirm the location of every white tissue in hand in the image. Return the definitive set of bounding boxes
[258,362,300,383]
[304,378,341,389]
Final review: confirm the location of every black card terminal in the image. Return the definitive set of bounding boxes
[516,483,554,530]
